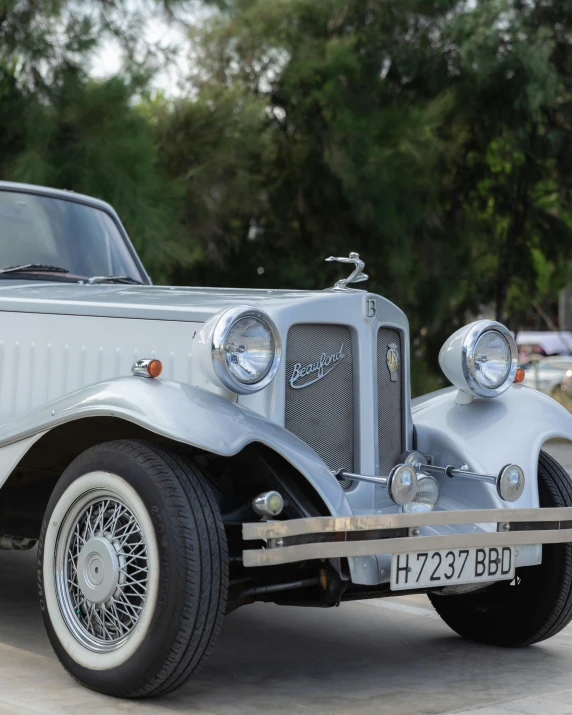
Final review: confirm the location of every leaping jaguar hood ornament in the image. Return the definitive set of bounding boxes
[325,252,369,290]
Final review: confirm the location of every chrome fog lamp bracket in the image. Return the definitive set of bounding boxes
[334,465,418,506]
[411,460,525,503]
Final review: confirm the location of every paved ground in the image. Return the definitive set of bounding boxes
[2,441,572,714]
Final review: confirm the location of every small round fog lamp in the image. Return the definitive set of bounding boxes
[388,465,418,505]
[497,464,525,502]
[402,476,440,514]
[252,491,284,518]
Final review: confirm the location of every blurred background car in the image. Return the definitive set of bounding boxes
[517,332,572,404]
[517,331,572,360]
[519,356,572,398]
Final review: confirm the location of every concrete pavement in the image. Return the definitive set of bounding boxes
[1,441,572,714]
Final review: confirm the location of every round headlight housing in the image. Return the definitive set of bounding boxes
[388,464,418,505]
[402,476,440,514]
[439,320,518,399]
[212,307,281,394]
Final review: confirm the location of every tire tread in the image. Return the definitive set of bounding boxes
[428,449,572,647]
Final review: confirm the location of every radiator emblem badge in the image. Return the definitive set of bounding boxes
[386,343,400,382]
[289,344,345,389]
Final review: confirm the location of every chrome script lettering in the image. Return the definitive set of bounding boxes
[289,344,345,389]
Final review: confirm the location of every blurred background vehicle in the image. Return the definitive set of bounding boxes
[519,356,572,400]
[517,332,572,407]
[517,332,572,360]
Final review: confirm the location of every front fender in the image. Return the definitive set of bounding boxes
[412,384,572,509]
[0,377,351,518]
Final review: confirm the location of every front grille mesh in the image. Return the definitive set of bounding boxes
[285,324,354,479]
[377,328,404,475]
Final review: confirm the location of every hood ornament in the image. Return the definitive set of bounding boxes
[325,252,368,290]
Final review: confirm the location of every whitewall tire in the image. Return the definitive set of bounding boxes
[38,440,228,698]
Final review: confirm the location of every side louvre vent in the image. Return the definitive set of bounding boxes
[285,324,354,477]
[377,328,404,475]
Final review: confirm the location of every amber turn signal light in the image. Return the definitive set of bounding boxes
[132,358,163,379]
[514,367,525,383]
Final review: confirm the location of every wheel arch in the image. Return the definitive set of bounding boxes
[413,384,572,510]
[0,415,333,539]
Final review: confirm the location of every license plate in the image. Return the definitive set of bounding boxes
[390,546,515,591]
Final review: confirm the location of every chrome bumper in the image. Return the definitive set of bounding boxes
[242,507,572,567]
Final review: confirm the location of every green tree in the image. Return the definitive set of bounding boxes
[441,1,572,325]
[0,0,188,278]
[158,0,572,390]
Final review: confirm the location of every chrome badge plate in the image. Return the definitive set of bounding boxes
[386,342,400,382]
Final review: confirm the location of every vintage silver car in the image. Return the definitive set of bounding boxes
[1,181,572,698]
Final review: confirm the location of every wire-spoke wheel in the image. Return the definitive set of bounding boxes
[56,491,149,652]
[38,440,228,698]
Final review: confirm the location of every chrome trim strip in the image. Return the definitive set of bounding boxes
[242,507,572,540]
[417,462,497,484]
[243,527,572,567]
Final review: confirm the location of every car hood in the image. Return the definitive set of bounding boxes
[0,282,330,322]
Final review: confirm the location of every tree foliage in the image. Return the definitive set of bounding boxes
[0,0,186,276]
[2,0,572,392]
[159,0,572,391]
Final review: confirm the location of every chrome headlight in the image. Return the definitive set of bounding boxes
[212,306,281,394]
[439,320,518,398]
[387,464,418,505]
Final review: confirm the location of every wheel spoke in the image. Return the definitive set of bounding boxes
[57,493,149,651]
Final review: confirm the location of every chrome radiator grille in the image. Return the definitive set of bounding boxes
[377,328,404,475]
[285,324,354,476]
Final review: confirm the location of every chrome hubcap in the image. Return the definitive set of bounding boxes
[55,491,149,652]
[77,536,121,604]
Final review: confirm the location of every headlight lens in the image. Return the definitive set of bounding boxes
[473,330,512,389]
[402,476,440,513]
[225,316,275,384]
[212,307,281,394]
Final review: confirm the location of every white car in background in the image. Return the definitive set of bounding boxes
[517,330,572,358]
[520,356,572,397]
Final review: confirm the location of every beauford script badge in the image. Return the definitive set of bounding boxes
[325,252,368,290]
[290,344,345,389]
[386,342,399,382]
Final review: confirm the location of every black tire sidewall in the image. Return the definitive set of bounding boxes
[429,450,572,647]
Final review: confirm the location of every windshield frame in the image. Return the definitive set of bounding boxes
[0,183,152,285]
